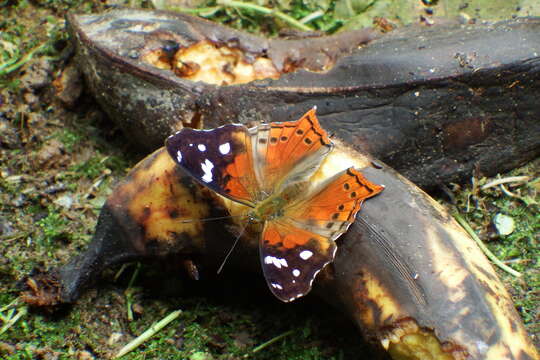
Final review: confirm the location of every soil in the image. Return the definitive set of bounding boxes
[0,1,538,359]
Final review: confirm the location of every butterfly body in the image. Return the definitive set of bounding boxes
[249,181,304,222]
[166,108,384,302]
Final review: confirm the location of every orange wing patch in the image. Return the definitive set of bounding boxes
[286,167,384,239]
[262,220,328,250]
[253,108,334,195]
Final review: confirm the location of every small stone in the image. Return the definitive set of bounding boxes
[34,139,66,168]
[12,193,27,207]
[493,213,515,236]
[0,218,14,236]
[0,120,21,149]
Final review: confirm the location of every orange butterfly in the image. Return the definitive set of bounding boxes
[166,108,384,302]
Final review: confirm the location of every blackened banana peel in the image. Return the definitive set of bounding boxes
[23,142,539,360]
[67,10,540,189]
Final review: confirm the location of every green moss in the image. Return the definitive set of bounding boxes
[453,160,539,335]
[0,0,538,358]
[35,206,70,248]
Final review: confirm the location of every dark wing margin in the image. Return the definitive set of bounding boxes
[165,125,260,207]
[260,220,336,302]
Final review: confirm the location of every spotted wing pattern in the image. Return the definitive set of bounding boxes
[165,124,259,207]
[286,167,385,239]
[260,220,336,302]
[165,108,333,206]
[165,109,385,303]
[250,108,333,196]
[260,167,384,301]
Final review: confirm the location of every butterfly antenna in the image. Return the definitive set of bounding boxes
[180,215,246,224]
[216,219,250,274]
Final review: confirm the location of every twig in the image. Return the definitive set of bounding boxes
[481,176,530,190]
[453,212,522,278]
[217,0,313,31]
[503,258,531,265]
[114,309,182,358]
[498,183,519,198]
[0,231,31,242]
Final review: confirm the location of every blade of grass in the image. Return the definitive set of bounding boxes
[299,10,325,24]
[125,263,142,321]
[0,43,47,76]
[0,306,28,336]
[0,298,21,313]
[217,0,313,31]
[114,309,182,358]
[251,329,295,354]
[453,212,522,278]
[169,6,222,17]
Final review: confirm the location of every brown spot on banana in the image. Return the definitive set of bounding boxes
[107,149,212,254]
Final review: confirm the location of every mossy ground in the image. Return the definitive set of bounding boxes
[0,0,538,359]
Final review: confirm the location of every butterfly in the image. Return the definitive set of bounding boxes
[165,108,384,302]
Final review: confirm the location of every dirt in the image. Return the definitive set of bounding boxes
[0,1,538,359]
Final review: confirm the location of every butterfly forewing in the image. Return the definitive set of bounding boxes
[250,108,334,196]
[260,220,337,302]
[165,125,260,207]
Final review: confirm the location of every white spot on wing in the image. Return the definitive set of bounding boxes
[201,159,214,183]
[264,255,288,269]
[271,282,283,290]
[197,144,206,152]
[219,142,231,155]
[299,250,313,260]
[292,269,300,277]
[176,150,182,163]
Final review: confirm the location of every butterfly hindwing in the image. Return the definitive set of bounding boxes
[165,124,259,207]
[260,220,336,302]
[259,168,383,301]
[286,167,385,240]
